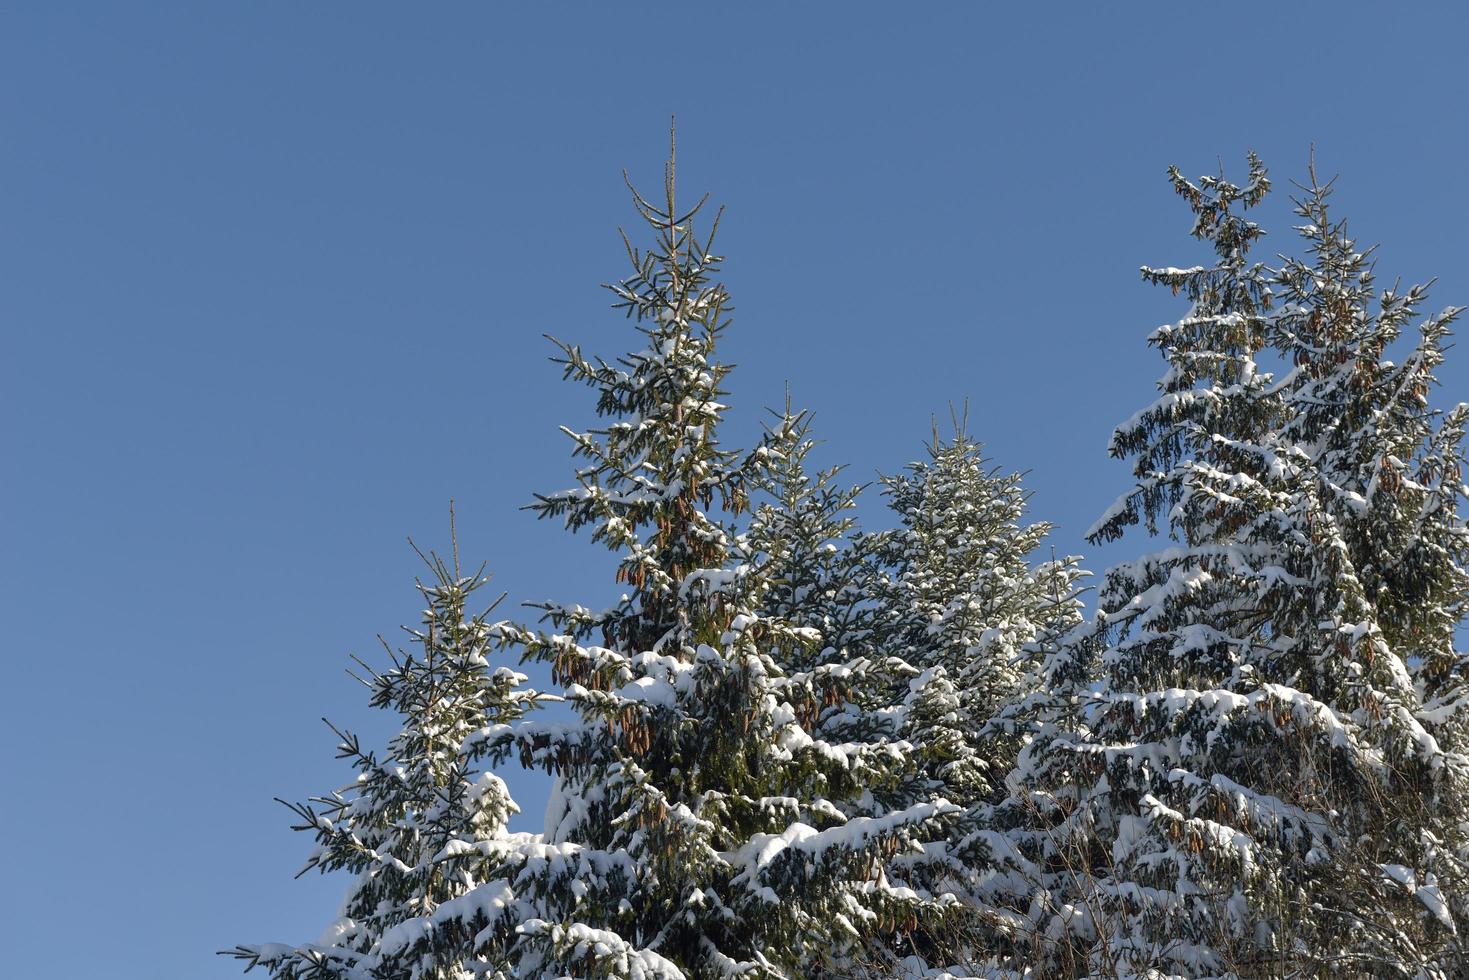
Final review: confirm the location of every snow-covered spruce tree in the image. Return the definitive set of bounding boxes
[872,421,1086,816]
[865,421,1087,971]
[740,406,975,976]
[1265,163,1469,972]
[1014,156,1468,978]
[740,403,938,793]
[404,143,954,979]
[230,540,548,980]
[742,403,887,682]
[1005,158,1287,979]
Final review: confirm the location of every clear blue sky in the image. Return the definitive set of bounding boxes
[5,4,1467,976]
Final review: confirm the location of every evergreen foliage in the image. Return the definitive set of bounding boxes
[873,419,1087,813]
[458,139,949,978]
[865,421,1087,975]
[740,406,973,977]
[1011,156,1469,978]
[743,403,886,683]
[235,142,1468,980]
[739,406,926,825]
[230,536,548,980]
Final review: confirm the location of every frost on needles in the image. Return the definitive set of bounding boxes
[231,145,1468,979]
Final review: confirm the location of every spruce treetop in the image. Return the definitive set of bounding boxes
[1017,155,1469,978]
[465,136,955,979]
[230,527,549,980]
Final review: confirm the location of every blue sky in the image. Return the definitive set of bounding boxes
[4,4,1467,976]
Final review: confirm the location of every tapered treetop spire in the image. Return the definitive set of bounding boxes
[1015,156,1468,979]
[454,138,955,979]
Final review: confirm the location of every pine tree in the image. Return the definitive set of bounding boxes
[229,533,547,980]
[1013,155,1468,978]
[413,137,954,979]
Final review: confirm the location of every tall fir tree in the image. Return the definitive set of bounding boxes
[405,137,954,979]
[230,535,548,980]
[1013,156,1468,978]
